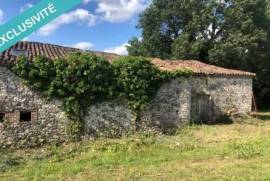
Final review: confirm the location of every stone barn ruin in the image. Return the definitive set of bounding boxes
[0,42,255,147]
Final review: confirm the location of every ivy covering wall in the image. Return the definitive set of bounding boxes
[11,52,192,140]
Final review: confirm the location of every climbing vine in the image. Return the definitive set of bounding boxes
[112,56,191,112]
[11,53,192,140]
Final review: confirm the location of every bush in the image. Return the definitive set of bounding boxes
[51,52,116,113]
[12,56,55,95]
[113,56,163,112]
[54,52,116,139]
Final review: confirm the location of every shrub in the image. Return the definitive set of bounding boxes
[113,56,163,112]
[53,52,116,139]
[51,52,116,101]
[12,55,55,95]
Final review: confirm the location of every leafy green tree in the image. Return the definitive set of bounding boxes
[127,37,148,57]
[128,0,269,61]
[128,0,211,58]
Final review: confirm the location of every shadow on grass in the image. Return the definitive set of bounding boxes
[253,114,270,121]
[205,120,234,125]
[0,154,22,172]
[192,115,234,126]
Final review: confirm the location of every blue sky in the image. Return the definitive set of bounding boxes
[0,0,150,54]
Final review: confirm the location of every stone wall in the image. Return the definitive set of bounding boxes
[84,100,135,137]
[141,78,191,131]
[0,67,68,148]
[0,66,254,147]
[191,76,253,122]
[0,67,137,147]
[141,76,253,126]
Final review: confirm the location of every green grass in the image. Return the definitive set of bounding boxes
[1,113,270,180]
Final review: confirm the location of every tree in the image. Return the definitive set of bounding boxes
[127,0,270,106]
[126,37,148,57]
[128,0,206,58]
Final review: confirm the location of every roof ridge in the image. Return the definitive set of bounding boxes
[21,41,80,50]
[151,58,255,77]
[21,41,121,56]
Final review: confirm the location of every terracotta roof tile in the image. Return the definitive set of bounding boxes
[0,41,120,64]
[0,41,255,77]
[150,58,255,77]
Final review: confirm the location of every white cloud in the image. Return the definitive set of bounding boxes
[96,0,149,23]
[19,3,33,13]
[70,42,94,50]
[22,37,30,41]
[0,9,4,24]
[38,9,96,36]
[104,43,129,55]
[83,0,91,4]
[34,1,149,36]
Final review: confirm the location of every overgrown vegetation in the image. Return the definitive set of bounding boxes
[113,56,191,112]
[0,113,270,180]
[11,53,191,139]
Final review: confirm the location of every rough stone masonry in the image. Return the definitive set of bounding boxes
[0,41,255,148]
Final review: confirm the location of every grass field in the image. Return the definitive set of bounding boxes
[1,113,270,180]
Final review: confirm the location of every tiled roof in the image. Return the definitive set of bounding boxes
[151,58,256,77]
[0,41,120,65]
[0,41,255,77]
